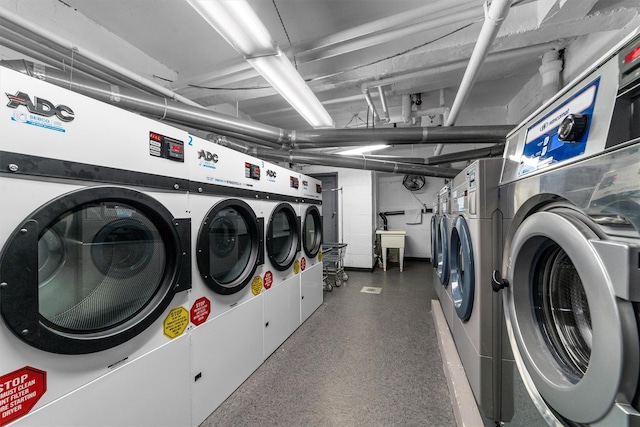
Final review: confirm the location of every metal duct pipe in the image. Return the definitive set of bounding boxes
[1,60,287,144]
[251,148,461,178]
[539,50,563,102]
[425,143,505,165]
[291,125,513,148]
[362,88,379,122]
[434,0,513,156]
[378,86,390,123]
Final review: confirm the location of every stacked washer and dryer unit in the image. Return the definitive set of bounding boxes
[0,66,192,426]
[495,28,640,426]
[0,66,324,427]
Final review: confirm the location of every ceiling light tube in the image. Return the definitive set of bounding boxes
[186,0,334,128]
[338,144,388,155]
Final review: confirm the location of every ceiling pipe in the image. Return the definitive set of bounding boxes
[250,147,461,178]
[1,60,287,144]
[425,143,505,165]
[290,125,513,148]
[377,86,390,123]
[0,5,199,107]
[434,0,513,156]
[539,49,564,103]
[362,88,380,122]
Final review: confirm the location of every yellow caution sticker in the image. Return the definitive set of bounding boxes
[293,259,300,275]
[163,306,189,339]
[318,250,323,262]
[251,276,263,296]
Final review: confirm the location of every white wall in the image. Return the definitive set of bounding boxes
[296,165,376,269]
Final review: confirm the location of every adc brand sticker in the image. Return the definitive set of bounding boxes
[293,259,300,274]
[0,366,46,426]
[263,271,273,290]
[251,276,263,295]
[163,307,189,339]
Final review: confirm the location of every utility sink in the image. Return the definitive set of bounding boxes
[376,229,406,271]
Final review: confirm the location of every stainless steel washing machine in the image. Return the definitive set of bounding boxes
[0,66,191,426]
[495,28,640,426]
[449,158,513,423]
[437,182,454,330]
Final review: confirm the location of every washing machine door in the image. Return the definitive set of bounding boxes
[266,203,300,271]
[505,209,640,424]
[436,216,449,286]
[450,216,474,321]
[196,198,264,295]
[430,215,438,268]
[0,186,190,354]
[302,205,322,258]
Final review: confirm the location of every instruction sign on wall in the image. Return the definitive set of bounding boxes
[0,366,46,426]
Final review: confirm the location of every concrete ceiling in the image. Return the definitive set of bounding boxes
[1,0,639,134]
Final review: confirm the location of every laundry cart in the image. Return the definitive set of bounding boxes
[322,243,348,291]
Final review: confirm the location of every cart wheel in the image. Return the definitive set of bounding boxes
[325,284,333,292]
[335,279,342,287]
[342,273,349,281]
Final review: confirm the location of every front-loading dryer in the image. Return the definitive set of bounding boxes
[260,161,302,359]
[496,29,640,426]
[449,158,513,423]
[186,136,266,427]
[299,174,323,323]
[0,66,191,426]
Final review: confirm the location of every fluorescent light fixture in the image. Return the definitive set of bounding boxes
[186,0,334,129]
[338,145,388,156]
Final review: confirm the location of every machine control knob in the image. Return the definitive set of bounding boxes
[558,114,588,142]
[491,270,509,292]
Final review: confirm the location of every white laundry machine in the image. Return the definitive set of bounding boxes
[187,135,267,426]
[430,195,442,300]
[0,66,191,426]
[495,28,640,426]
[299,174,323,323]
[261,161,302,359]
[436,182,454,330]
[449,158,513,423]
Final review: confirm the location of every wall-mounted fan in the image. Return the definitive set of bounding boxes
[402,175,426,191]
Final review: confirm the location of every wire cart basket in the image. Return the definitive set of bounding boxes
[322,243,348,291]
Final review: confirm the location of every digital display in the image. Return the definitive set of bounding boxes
[149,132,184,162]
[290,176,299,188]
[624,45,640,65]
[245,162,261,180]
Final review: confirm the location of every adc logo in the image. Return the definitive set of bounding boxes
[197,150,219,163]
[302,180,308,186]
[6,91,74,122]
[266,169,277,178]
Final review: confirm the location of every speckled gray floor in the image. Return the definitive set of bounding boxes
[200,259,456,426]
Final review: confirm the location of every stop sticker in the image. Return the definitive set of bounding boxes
[263,271,273,290]
[190,297,211,326]
[300,257,307,271]
[0,366,46,426]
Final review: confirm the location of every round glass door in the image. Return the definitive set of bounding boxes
[436,216,449,286]
[196,199,262,295]
[302,205,322,258]
[0,187,186,354]
[506,209,639,424]
[430,216,438,268]
[450,216,474,321]
[267,203,300,271]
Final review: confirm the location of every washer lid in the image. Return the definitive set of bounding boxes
[0,186,190,354]
[506,210,639,424]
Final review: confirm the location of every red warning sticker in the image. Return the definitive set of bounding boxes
[190,297,211,326]
[263,271,273,290]
[0,366,46,426]
[300,257,307,271]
